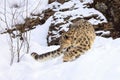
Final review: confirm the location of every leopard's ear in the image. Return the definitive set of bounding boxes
[69,24,72,28]
[69,24,74,28]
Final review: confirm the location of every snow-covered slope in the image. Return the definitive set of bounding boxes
[0,34,120,80]
[0,0,120,80]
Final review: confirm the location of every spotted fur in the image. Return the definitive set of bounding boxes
[31,19,96,62]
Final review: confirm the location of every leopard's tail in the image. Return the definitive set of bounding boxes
[31,48,63,61]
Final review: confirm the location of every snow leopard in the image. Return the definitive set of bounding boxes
[31,19,96,62]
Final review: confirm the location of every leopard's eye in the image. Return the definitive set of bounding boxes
[63,34,69,39]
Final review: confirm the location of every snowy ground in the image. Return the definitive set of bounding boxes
[1,33,120,80]
[0,0,120,80]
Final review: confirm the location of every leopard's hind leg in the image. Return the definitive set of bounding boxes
[63,47,84,62]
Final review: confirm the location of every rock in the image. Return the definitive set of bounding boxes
[48,0,69,4]
[92,0,120,39]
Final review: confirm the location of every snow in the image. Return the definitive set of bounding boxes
[30,17,52,46]
[0,0,120,80]
[96,31,110,36]
[1,36,120,80]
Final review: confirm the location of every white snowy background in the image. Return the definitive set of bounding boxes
[0,0,120,80]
